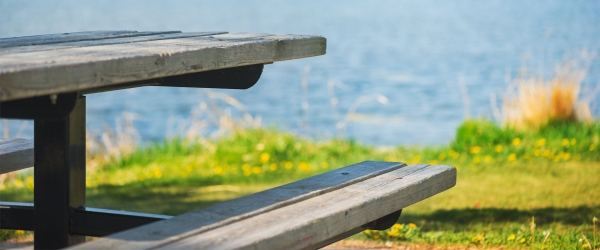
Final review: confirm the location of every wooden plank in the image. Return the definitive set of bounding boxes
[0,33,326,102]
[163,164,455,250]
[0,32,227,55]
[0,30,181,48]
[0,138,33,174]
[69,161,406,250]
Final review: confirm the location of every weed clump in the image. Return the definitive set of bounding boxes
[500,63,594,130]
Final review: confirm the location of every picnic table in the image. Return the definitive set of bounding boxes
[0,31,456,249]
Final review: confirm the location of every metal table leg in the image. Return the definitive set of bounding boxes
[33,95,86,249]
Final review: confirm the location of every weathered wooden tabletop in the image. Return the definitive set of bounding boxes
[0,30,326,102]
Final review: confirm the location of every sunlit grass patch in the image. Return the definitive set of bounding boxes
[360,160,600,249]
[1,121,598,248]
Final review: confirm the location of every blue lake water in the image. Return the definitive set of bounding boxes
[1,0,600,146]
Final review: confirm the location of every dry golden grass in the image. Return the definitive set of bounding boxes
[84,90,261,168]
[500,63,593,130]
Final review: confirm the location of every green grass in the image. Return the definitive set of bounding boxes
[1,119,599,248]
[362,161,600,249]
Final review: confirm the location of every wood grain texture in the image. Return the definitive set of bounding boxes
[0,138,33,174]
[167,164,456,250]
[0,30,180,48]
[69,161,406,250]
[0,32,227,55]
[0,32,326,102]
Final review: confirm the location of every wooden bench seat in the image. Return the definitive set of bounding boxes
[71,161,456,250]
[0,138,33,174]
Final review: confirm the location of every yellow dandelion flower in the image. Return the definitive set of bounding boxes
[469,146,481,154]
[154,169,162,178]
[508,234,516,241]
[507,153,517,162]
[563,153,571,161]
[471,234,484,243]
[411,155,421,163]
[472,156,482,164]
[542,149,552,157]
[553,155,561,162]
[214,167,223,175]
[484,155,493,163]
[299,162,310,172]
[408,223,417,228]
[520,238,526,243]
[26,177,34,190]
[583,243,590,248]
[449,150,460,159]
[14,179,23,188]
[243,170,252,176]
[252,166,262,174]
[512,138,521,146]
[387,230,401,237]
[392,223,402,229]
[373,234,380,240]
[494,145,503,153]
[429,160,438,165]
[15,230,25,236]
[260,153,270,164]
[242,164,251,171]
[438,153,447,161]
[320,162,329,169]
[561,138,570,147]
[535,138,546,147]
[284,161,293,169]
[269,163,278,171]
[534,149,541,156]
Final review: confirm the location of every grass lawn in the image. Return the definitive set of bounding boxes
[1,121,599,249]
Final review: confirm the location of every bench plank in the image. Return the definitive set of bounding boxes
[166,164,455,250]
[0,32,227,55]
[69,161,407,250]
[0,30,180,48]
[0,138,33,174]
[0,33,326,102]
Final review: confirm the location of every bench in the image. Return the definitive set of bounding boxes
[0,30,456,249]
[71,162,455,250]
[0,138,33,175]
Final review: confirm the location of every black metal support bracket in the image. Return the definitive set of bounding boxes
[70,206,172,237]
[159,64,264,89]
[81,64,264,94]
[0,92,79,119]
[0,202,171,237]
[0,202,34,231]
[362,209,402,230]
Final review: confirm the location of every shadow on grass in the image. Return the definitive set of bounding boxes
[402,206,599,229]
[86,182,271,216]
